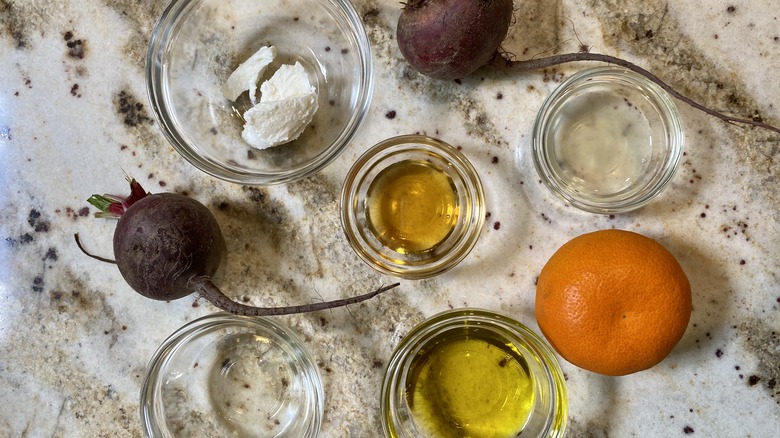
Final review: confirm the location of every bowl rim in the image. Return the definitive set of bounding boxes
[340,134,486,279]
[530,66,685,214]
[380,308,568,437]
[145,0,374,185]
[140,312,324,437]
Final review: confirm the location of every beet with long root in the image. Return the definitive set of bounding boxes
[396,0,780,133]
[79,179,398,316]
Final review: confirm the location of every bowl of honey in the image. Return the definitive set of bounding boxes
[340,135,485,279]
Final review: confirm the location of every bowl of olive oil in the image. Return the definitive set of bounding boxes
[381,309,568,437]
[340,135,485,279]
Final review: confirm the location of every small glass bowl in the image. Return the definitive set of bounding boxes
[146,0,373,185]
[531,66,684,213]
[140,313,323,437]
[340,135,485,279]
[381,309,568,438]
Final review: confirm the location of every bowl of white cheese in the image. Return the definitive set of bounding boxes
[147,0,373,185]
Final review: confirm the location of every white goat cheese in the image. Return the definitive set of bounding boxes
[241,61,318,150]
[222,45,319,150]
[241,92,318,150]
[259,62,316,102]
[221,46,276,104]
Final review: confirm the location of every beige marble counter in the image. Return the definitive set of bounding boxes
[1,0,778,436]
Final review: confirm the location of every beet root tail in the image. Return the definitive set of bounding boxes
[188,276,401,316]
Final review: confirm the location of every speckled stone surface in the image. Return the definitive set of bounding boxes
[1,0,779,436]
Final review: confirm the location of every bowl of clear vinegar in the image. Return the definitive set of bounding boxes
[340,135,485,279]
[532,66,685,213]
[381,309,568,437]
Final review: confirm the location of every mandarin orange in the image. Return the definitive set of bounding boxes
[535,229,691,376]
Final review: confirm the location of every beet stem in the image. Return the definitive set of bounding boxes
[492,52,780,134]
[188,276,401,316]
[87,178,151,219]
[74,233,117,264]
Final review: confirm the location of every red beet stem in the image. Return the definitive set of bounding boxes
[87,178,151,219]
[189,276,401,316]
[491,52,780,134]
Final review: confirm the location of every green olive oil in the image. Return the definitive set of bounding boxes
[406,333,535,437]
[366,160,459,254]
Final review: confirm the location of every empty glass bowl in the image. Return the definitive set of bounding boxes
[340,135,485,279]
[381,309,568,437]
[531,67,684,213]
[140,313,323,437]
[146,0,373,185]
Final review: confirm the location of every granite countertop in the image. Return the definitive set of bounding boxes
[1,0,778,436]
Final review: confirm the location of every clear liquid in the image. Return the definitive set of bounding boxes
[550,90,653,195]
[161,332,311,436]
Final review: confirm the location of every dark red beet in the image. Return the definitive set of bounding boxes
[395,0,780,133]
[113,193,224,301]
[397,0,513,80]
[82,179,398,316]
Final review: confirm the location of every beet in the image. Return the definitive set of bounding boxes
[396,0,780,133]
[82,179,398,315]
[397,0,513,80]
[113,193,224,301]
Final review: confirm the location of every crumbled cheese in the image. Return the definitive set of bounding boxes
[221,46,319,150]
[241,92,318,149]
[221,46,276,104]
[241,61,318,150]
[259,62,315,102]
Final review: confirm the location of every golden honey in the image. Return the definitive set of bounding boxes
[365,160,459,254]
[341,135,485,279]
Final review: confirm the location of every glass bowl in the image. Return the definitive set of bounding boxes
[140,313,323,437]
[531,66,684,213]
[146,0,373,185]
[340,135,485,279]
[381,309,568,437]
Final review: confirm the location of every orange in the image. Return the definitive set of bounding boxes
[535,229,691,376]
